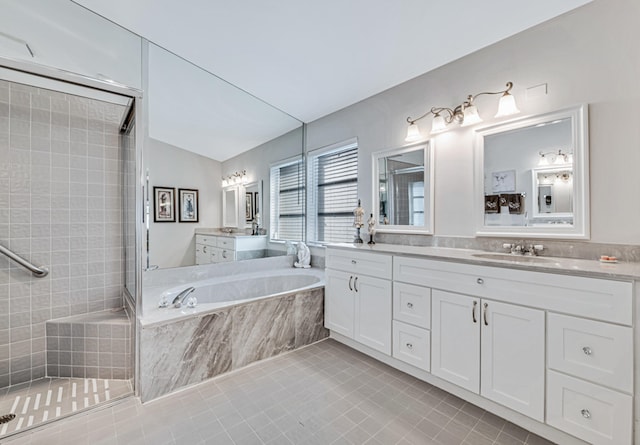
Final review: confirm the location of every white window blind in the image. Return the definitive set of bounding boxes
[270,158,304,241]
[307,141,358,243]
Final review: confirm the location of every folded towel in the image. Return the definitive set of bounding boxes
[505,193,524,214]
[485,195,500,214]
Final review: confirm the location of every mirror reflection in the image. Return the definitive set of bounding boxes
[476,105,589,238]
[373,142,433,234]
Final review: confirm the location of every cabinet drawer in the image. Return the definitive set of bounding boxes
[393,256,632,325]
[195,235,216,247]
[392,321,430,371]
[548,313,632,393]
[547,370,632,445]
[393,282,430,329]
[218,248,235,262]
[326,249,392,279]
[217,237,236,249]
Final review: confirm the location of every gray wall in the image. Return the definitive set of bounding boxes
[0,79,126,387]
[146,139,222,268]
[304,0,640,245]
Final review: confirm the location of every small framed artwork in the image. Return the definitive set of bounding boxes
[245,192,254,222]
[491,170,516,193]
[253,192,259,216]
[153,187,175,222]
[178,188,199,223]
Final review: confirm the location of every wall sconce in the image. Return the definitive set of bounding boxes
[538,150,572,166]
[405,82,520,141]
[221,170,248,187]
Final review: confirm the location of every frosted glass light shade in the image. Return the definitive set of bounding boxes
[461,105,482,126]
[405,122,422,142]
[495,93,520,117]
[431,114,447,134]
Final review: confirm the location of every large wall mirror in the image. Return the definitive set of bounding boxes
[474,105,589,238]
[372,141,434,234]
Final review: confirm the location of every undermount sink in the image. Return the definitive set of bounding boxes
[472,253,553,263]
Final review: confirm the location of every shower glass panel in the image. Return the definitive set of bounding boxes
[0,72,135,439]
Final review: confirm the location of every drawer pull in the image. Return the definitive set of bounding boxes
[483,302,489,326]
[582,346,592,356]
[203,246,207,253]
[581,409,591,419]
[348,276,353,291]
[406,343,413,350]
[351,260,357,264]
[406,302,413,309]
[222,250,228,259]
[472,301,478,323]
[354,277,359,292]
[477,278,484,285]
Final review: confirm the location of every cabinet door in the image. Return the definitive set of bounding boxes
[325,270,355,338]
[354,275,392,354]
[431,290,480,393]
[481,300,545,421]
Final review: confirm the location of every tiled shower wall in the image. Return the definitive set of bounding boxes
[0,78,126,388]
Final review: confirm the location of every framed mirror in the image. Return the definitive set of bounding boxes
[474,105,589,238]
[372,141,434,234]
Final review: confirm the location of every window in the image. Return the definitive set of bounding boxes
[270,157,305,241]
[307,140,358,243]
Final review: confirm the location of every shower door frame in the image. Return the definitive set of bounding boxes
[0,55,145,396]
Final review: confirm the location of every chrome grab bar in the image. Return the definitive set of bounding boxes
[0,244,48,278]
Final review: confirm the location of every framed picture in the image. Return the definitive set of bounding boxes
[178,188,199,222]
[245,192,254,222]
[153,187,175,222]
[253,192,259,216]
[491,170,516,193]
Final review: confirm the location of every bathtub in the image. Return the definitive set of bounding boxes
[141,265,325,327]
[139,259,328,401]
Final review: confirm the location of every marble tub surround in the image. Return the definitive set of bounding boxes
[139,287,327,401]
[375,233,640,263]
[328,242,640,279]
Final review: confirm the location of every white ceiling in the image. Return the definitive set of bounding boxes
[72,0,591,125]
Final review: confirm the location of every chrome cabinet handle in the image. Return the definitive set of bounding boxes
[581,409,591,419]
[351,260,357,264]
[477,278,484,285]
[472,301,478,323]
[582,346,592,356]
[348,276,353,291]
[406,343,413,350]
[406,302,413,309]
[483,302,489,326]
[203,246,207,253]
[354,277,359,292]
[222,250,227,259]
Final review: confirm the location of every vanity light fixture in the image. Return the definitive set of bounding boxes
[538,150,572,166]
[221,170,248,187]
[405,81,520,141]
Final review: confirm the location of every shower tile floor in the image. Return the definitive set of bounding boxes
[0,377,132,438]
[4,339,555,445]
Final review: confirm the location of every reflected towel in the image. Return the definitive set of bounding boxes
[505,193,524,214]
[484,195,500,214]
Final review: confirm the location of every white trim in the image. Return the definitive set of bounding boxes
[307,136,358,157]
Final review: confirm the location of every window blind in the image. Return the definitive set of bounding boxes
[270,158,304,241]
[307,143,358,243]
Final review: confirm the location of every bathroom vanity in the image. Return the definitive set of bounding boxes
[194,230,267,264]
[325,244,640,445]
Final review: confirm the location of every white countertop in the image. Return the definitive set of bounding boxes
[194,228,267,238]
[326,243,640,280]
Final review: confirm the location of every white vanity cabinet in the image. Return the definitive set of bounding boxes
[325,250,392,354]
[194,234,266,264]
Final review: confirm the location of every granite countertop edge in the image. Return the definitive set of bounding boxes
[326,243,640,280]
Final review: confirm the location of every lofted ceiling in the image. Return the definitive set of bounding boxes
[68,0,592,161]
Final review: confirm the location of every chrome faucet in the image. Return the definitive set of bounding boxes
[172,287,196,308]
[502,243,544,256]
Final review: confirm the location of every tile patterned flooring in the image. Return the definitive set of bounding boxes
[0,378,132,439]
[3,339,556,445]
